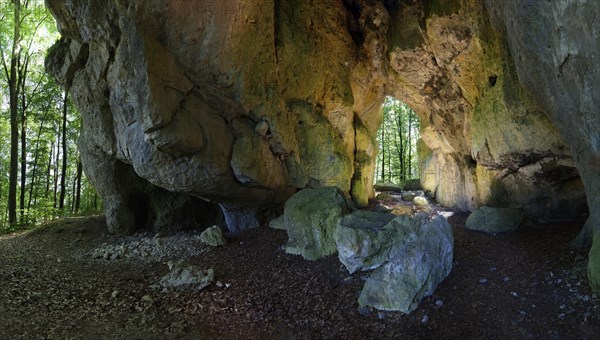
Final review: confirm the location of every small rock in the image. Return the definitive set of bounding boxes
[200,226,227,247]
[421,315,429,324]
[358,306,371,316]
[511,291,518,297]
[479,278,488,284]
[558,313,566,319]
[413,196,429,208]
[503,276,510,282]
[255,121,269,137]
[268,215,287,230]
[402,193,416,202]
[490,267,497,272]
[377,312,386,319]
[435,299,444,307]
[216,281,224,288]
[160,263,214,291]
[111,290,119,298]
[142,294,154,303]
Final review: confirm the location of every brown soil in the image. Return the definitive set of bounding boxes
[0,211,598,339]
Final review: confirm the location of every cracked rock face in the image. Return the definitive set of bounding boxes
[45,0,598,290]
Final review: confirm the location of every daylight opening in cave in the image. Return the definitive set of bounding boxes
[374,97,420,186]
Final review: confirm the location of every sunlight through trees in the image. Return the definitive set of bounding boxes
[0,0,101,230]
[375,97,420,185]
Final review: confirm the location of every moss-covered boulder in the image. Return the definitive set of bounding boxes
[284,187,352,260]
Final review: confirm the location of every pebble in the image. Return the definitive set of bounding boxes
[358,306,370,316]
[435,299,444,307]
[111,290,119,298]
[142,294,154,303]
[421,315,429,324]
[558,313,566,319]
[216,281,224,288]
[511,291,518,297]
[378,312,386,320]
[479,278,488,284]
[503,276,510,282]
[490,267,497,272]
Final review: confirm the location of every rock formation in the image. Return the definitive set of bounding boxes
[45,0,598,290]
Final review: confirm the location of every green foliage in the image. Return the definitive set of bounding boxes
[375,97,420,185]
[0,0,102,232]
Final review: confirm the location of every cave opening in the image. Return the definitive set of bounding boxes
[374,97,421,186]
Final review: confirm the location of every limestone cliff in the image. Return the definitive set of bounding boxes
[45,1,598,288]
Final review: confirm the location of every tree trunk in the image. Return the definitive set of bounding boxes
[59,91,68,210]
[394,104,404,183]
[19,59,29,222]
[74,159,82,213]
[53,128,60,209]
[46,140,53,203]
[407,111,413,179]
[6,0,21,226]
[28,111,49,210]
[380,120,386,182]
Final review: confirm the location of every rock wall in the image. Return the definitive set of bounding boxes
[45,0,597,289]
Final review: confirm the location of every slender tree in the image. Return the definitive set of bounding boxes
[0,0,22,225]
[58,90,68,210]
[74,158,82,213]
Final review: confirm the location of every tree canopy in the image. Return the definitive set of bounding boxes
[375,97,420,185]
[0,0,101,231]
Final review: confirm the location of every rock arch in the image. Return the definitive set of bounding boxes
[45,0,598,290]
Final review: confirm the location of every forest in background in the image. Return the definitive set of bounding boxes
[375,97,421,185]
[0,0,100,231]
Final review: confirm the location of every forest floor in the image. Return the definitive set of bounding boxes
[0,204,598,339]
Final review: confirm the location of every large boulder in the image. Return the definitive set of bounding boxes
[356,214,454,313]
[466,206,525,234]
[373,183,404,193]
[284,187,352,260]
[335,211,397,273]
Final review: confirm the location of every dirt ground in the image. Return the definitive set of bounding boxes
[0,209,598,339]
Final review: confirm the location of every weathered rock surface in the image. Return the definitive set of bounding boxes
[335,211,397,273]
[374,183,404,193]
[403,179,422,191]
[45,0,597,288]
[284,187,352,260]
[483,0,599,287]
[589,233,600,292]
[200,226,227,247]
[355,214,454,313]
[268,215,286,230]
[413,196,429,209]
[466,206,525,234]
[160,261,214,291]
